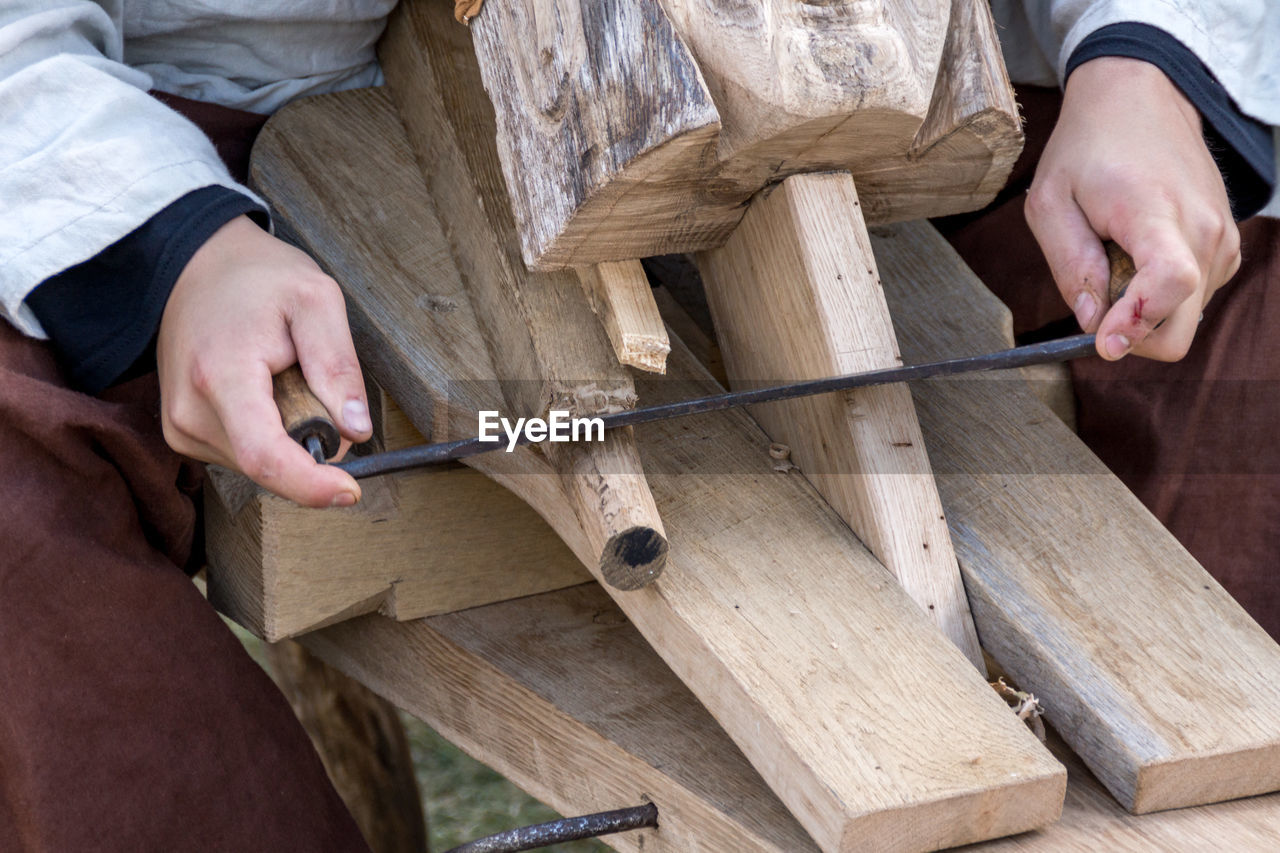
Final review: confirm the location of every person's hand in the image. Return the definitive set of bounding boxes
[1025,57,1241,361]
[157,215,372,507]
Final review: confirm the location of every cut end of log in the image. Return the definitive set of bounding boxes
[618,334,672,374]
[599,526,669,591]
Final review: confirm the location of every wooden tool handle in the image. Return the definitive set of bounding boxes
[1105,241,1137,304]
[273,364,341,460]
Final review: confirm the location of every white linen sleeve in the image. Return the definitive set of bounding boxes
[993,0,1280,217]
[0,1,264,337]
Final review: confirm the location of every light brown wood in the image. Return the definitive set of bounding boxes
[250,88,663,591]
[653,216,1280,817]
[440,0,1020,268]
[698,172,983,671]
[203,459,589,641]
[378,6,668,588]
[248,87,1066,852]
[302,585,815,853]
[263,639,428,853]
[870,220,1280,813]
[302,585,1280,853]
[577,260,670,373]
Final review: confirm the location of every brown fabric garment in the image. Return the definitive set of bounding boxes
[0,96,369,849]
[150,91,269,186]
[938,86,1280,638]
[0,325,369,852]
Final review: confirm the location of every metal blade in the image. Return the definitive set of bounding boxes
[337,333,1097,480]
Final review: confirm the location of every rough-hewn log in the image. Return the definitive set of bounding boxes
[378,6,668,588]
[448,0,1020,268]
[699,172,984,670]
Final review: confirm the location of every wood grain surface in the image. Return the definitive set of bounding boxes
[303,583,1280,853]
[379,5,669,588]
[872,220,1280,813]
[699,172,983,670]
[577,259,671,373]
[246,86,1065,852]
[424,0,1021,268]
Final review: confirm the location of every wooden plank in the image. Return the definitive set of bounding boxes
[378,7,668,589]
[446,0,1020,268]
[870,221,1280,813]
[578,260,670,373]
[698,173,983,670]
[204,380,589,641]
[249,85,1066,851]
[302,584,1280,853]
[204,460,589,641]
[302,584,816,853]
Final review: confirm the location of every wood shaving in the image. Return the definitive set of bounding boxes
[769,443,796,472]
[455,0,484,25]
[991,677,1046,741]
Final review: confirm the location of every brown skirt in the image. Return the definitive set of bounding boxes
[0,98,368,850]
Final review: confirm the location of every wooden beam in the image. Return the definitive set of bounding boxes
[658,216,1280,815]
[303,585,1280,853]
[248,87,1065,852]
[204,455,588,644]
[378,7,668,589]
[577,260,670,373]
[698,172,984,670]
[866,220,1280,813]
[447,0,1020,268]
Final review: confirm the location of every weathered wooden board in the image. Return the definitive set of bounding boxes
[303,584,816,853]
[248,87,1065,852]
[441,0,1020,267]
[302,584,1280,853]
[868,221,1280,814]
[378,7,668,589]
[699,172,983,670]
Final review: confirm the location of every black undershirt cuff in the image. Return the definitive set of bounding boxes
[26,186,267,394]
[1065,22,1276,221]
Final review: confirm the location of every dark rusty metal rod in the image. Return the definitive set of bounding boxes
[442,802,659,853]
[336,333,1099,480]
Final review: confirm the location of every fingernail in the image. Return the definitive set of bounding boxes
[330,491,357,508]
[1073,292,1097,329]
[343,399,372,434]
[1105,334,1131,359]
